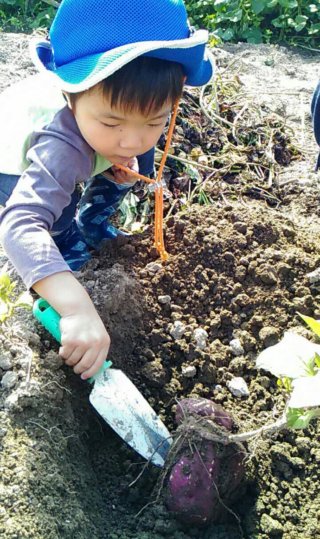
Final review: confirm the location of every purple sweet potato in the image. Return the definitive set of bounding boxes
[165,398,245,525]
[175,397,234,431]
[166,440,221,525]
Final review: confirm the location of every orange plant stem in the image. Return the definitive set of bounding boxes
[114,96,181,261]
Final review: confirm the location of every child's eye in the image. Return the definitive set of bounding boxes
[101,122,119,128]
[148,123,163,127]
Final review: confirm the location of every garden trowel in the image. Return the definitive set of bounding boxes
[33,298,171,466]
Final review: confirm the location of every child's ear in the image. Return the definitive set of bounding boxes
[62,92,72,109]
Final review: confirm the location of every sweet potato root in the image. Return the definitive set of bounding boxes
[165,398,245,525]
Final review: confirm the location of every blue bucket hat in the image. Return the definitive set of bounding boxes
[30,0,214,93]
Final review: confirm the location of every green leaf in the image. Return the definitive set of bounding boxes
[119,192,140,231]
[229,9,243,22]
[314,353,320,368]
[0,272,11,289]
[308,23,320,35]
[220,28,234,41]
[286,407,320,429]
[282,376,292,392]
[279,0,298,7]
[294,15,308,32]
[272,15,285,28]
[243,27,263,43]
[251,0,266,15]
[298,312,320,337]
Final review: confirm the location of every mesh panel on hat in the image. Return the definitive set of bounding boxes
[51,0,189,67]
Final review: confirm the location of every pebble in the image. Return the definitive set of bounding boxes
[1,371,18,390]
[181,365,197,378]
[227,377,249,398]
[229,338,244,356]
[193,328,208,350]
[145,262,162,274]
[306,267,320,284]
[170,321,186,340]
[158,295,171,305]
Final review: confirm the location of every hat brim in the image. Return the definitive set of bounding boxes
[30,30,214,92]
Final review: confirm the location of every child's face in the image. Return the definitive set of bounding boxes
[69,86,171,166]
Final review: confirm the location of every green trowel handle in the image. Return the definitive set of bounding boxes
[33,298,112,382]
[33,298,62,343]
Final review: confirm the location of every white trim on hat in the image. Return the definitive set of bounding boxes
[30,29,213,92]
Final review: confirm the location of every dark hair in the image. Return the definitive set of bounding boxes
[69,56,185,113]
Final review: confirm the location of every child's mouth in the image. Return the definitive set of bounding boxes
[113,155,133,165]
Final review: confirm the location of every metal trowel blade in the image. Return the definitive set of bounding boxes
[89,368,172,466]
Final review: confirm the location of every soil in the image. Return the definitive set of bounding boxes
[1,33,320,539]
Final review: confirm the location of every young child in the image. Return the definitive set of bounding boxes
[0,0,214,380]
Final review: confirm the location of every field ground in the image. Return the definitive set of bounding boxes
[1,34,320,538]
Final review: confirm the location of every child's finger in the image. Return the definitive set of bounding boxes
[64,346,85,366]
[59,344,77,361]
[79,349,108,380]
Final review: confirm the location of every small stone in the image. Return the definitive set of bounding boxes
[181,365,197,378]
[193,328,208,350]
[145,262,162,274]
[229,338,244,356]
[1,371,18,390]
[227,377,249,398]
[158,295,171,305]
[170,321,186,340]
[307,267,320,284]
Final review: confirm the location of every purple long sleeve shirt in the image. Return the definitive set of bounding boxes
[0,101,108,288]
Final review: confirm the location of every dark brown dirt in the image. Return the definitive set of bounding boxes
[1,34,320,539]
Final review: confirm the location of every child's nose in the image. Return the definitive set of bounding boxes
[119,130,142,150]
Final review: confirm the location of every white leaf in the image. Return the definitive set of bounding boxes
[288,372,320,408]
[256,331,320,378]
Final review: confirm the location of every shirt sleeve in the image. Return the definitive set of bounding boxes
[0,108,94,289]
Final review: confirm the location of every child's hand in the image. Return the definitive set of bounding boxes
[59,308,111,380]
[111,156,139,185]
[33,272,111,381]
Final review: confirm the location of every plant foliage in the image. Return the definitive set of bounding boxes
[2,1,320,44]
[0,265,32,322]
[185,0,320,44]
[0,0,55,32]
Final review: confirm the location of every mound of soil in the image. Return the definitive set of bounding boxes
[1,34,320,539]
